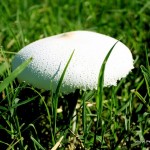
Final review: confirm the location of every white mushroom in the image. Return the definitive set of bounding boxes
[12,31,134,94]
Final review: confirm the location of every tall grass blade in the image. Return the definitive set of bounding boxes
[55,50,75,95]
[94,42,118,147]
[52,50,74,139]
[96,42,118,114]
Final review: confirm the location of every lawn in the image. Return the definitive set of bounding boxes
[0,0,150,149]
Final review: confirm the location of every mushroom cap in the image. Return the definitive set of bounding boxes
[12,31,134,94]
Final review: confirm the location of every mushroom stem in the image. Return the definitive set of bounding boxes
[62,90,79,125]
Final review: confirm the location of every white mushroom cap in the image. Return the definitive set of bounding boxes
[12,31,134,94]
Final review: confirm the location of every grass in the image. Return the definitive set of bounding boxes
[0,0,150,149]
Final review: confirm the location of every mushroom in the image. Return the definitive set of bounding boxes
[12,30,134,94]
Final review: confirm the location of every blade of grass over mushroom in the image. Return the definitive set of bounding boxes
[52,50,75,138]
[55,50,75,95]
[0,58,32,93]
[94,42,118,146]
[96,42,118,114]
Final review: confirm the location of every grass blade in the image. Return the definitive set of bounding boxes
[141,65,150,97]
[30,136,45,150]
[52,50,74,140]
[96,42,118,111]
[55,50,75,95]
[0,58,32,93]
[94,42,118,147]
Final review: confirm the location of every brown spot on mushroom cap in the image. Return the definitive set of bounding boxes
[59,32,75,40]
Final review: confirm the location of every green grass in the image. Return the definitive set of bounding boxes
[0,0,150,149]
